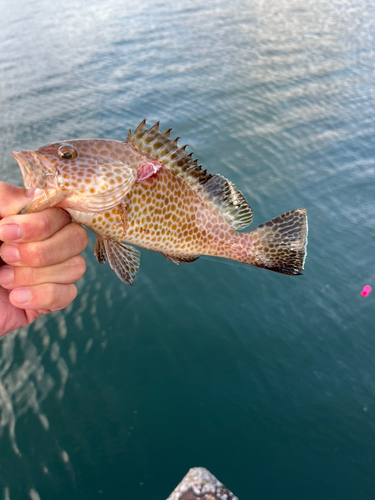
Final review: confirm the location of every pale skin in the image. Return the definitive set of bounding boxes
[0,182,88,337]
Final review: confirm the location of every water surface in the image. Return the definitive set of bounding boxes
[1,0,375,498]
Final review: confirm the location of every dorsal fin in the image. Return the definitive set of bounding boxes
[127,120,253,230]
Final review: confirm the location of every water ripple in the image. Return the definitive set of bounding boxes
[1,0,375,498]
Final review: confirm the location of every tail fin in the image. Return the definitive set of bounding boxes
[246,209,308,275]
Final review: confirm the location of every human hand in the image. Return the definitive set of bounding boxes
[0,182,88,336]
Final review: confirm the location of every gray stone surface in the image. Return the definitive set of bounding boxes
[166,467,239,500]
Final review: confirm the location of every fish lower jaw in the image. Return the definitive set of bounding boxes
[19,187,67,214]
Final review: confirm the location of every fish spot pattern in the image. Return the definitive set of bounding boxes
[122,167,234,257]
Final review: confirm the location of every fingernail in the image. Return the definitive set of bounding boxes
[0,224,22,241]
[0,245,20,263]
[0,266,14,284]
[13,288,30,304]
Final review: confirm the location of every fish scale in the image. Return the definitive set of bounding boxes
[12,120,308,285]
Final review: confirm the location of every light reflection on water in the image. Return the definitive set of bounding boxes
[1,0,375,498]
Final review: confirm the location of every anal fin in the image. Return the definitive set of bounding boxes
[163,253,200,265]
[94,235,140,285]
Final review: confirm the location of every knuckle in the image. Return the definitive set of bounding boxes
[46,208,70,231]
[71,255,86,278]
[70,284,78,302]
[70,223,89,251]
[22,209,68,241]
[49,284,77,311]
[24,214,51,241]
[40,212,52,236]
[43,283,60,308]
[27,241,49,267]
[66,255,86,281]
[19,266,37,286]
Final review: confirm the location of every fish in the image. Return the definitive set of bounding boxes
[12,120,308,285]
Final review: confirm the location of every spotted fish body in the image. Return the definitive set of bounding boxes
[13,121,308,285]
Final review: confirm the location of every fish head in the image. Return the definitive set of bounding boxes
[13,139,137,213]
[13,140,107,189]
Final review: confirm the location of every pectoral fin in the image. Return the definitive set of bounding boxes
[94,235,140,285]
[83,164,136,212]
[94,235,107,264]
[60,165,137,213]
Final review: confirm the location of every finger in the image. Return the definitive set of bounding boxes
[0,182,33,218]
[0,222,89,267]
[0,208,71,243]
[9,283,78,311]
[0,256,86,289]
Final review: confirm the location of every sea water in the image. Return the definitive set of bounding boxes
[0,0,375,498]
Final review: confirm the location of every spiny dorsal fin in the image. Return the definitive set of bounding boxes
[127,120,253,230]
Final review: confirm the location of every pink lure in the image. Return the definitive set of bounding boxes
[361,285,372,297]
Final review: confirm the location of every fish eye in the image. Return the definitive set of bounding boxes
[58,144,78,160]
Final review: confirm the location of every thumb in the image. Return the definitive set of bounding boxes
[0,182,31,218]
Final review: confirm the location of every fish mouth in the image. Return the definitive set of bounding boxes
[12,150,55,190]
[12,151,36,189]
